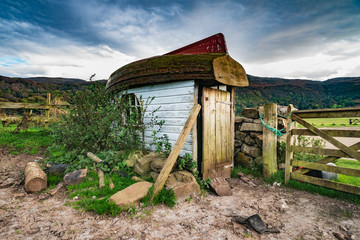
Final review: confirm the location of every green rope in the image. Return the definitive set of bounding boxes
[260,115,285,137]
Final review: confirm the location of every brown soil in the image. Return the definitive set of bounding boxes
[0,149,359,240]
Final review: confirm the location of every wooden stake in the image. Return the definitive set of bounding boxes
[285,104,294,184]
[152,104,201,200]
[262,103,278,178]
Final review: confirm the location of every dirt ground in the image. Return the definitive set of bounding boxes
[0,149,359,240]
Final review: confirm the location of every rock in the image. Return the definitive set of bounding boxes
[134,152,160,176]
[131,176,144,182]
[235,118,245,123]
[243,118,254,123]
[277,105,288,116]
[151,158,167,173]
[279,163,285,169]
[235,153,253,167]
[250,132,261,138]
[109,181,153,209]
[241,108,259,119]
[240,123,263,132]
[253,119,261,124]
[209,178,232,196]
[124,150,143,167]
[241,144,261,158]
[165,171,200,200]
[255,134,263,147]
[63,169,88,186]
[45,163,70,176]
[244,135,256,146]
[234,140,243,148]
[254,156,263,165]
[150,171,159,181]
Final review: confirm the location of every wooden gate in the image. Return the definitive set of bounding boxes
[285,105,360,195]
[202,87,233,179]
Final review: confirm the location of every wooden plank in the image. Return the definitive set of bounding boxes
[292,129,360,138]
[192,83,199,170]
[128,85,194,99]
[146,102,194,112]
[285,104,295,184]
[152,104,201,199]
[202,88,210,178]
[292,146,353,158]
[140,95,194,105]
[208,89,217,178]
[292,114,360,161]
[225,91,231,168]
[126,80,195,94]
[230,87,235,168]
[0,102,52,109]
[291,172,360,195]
[215,90,222,167]
[292,160,360,177]
[262,103,278,177]
[292,107,360,118]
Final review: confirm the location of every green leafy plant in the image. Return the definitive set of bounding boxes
[294,135,325,162]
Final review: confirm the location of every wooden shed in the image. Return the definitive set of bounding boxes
[106,33,248,179]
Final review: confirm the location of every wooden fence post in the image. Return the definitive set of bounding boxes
[285,104,294,184]
[262,103,278,178]
[45,93,51,129]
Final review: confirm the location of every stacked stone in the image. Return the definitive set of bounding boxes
[234,108,263,167]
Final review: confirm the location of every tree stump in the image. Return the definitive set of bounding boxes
[24,162,47,193]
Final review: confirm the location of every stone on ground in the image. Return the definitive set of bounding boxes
[240,108,259,119]
[109,181,153,209]
[240,123,263,132]
[124,150,143,167]
[165,171,200,200]
[151,158,167,173]
[209,177,232,196]
[63,169,88,186]
[134,152,161,176]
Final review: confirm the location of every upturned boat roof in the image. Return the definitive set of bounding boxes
[106,33,248,92]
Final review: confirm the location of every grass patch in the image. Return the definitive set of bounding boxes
[47,174,64,188]
[335,159,360,187]
[231,165,263,178]
[0,125,52,154]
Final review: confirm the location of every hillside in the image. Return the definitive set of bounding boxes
[234,75,360,114]
[0,74,359,114]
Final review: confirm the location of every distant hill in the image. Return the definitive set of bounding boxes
[0,74,359,114]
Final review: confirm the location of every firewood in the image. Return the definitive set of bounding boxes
[87,152,106,189]
[24,162,47,193]
[49,181,65,196]
[109,177,115,189]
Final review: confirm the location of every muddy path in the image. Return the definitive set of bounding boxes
[0,150,359,240]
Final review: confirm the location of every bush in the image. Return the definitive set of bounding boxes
[49,80,162,167]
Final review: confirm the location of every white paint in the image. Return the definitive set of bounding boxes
[123,80,195,157]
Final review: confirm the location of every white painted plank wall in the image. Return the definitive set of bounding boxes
[125,80,195,156]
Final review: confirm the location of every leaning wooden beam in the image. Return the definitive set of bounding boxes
[87,152,105,188]
[292,114,360,161]
[152,104,201,200]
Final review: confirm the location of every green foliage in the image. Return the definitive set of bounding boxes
[48,80,161,167]
[176,153,211,189]
[0,125,52,154]
[151,130,171,156]
[231,165,263,178]
[47,174,63,188]
[141,185,177,208]
[294,135,325,162]
[334,159,360,187]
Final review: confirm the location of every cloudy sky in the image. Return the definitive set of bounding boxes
[1,0,360,81]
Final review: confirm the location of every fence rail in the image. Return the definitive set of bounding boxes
[285,105,360,195]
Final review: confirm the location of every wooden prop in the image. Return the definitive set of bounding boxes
[24,162,47,193]
[87,152,106,188]
[152,104,201,200]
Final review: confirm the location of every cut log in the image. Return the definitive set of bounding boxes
[24,162,47,193]
[98,170,105,188]
[87,152,103,164]
[109,177,115,189]
[49,181,65,196]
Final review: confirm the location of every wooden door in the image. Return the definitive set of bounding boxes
[202,87,233,179]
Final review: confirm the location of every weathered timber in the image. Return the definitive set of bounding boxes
[230,87,235,167]
[292,146,354,158]
[87,152,105,188]
[291,172,360,195]
[292,160,360,177]
[0,102,70,109]
[262,103,278,177]
[292,129,360,138]
[152,104,201,200]
[285,104,295,184]
[292,114,360,161]
[49,181,65,196]
[292,107,360,118]
[24,162,47,193]
[106,54,248,92]
[109,177,115,189]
